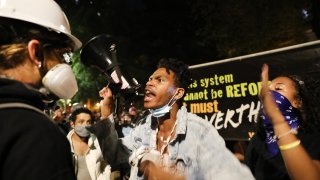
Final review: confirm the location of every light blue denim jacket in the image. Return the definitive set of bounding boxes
[119,106,254,180]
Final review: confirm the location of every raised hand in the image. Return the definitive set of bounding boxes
[99,86,114,119]
[260,64,284,126]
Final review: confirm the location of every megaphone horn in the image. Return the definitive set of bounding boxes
[80,34,141,95]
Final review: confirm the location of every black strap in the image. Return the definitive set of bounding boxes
[0,102,50,119]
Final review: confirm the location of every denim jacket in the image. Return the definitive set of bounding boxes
[93,106,254,180]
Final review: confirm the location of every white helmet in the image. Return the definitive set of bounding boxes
[0,0,82,50]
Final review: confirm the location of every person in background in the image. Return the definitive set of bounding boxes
[67,107,111,180]
[93,111,102,124]
[116,102,141,138]
[128,102,140,123]
[0,0,82,179]
[92,58,254,180]
[245,64,320,180]
[53,105,70,135]
[119,110,135,137]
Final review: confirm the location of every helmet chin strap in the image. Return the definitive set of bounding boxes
[34,45,57,101]
[35,44,48,78]
[39,65,47,80]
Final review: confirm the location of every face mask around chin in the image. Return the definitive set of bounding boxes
[149,90,178,118]
[42,64,78,99]
[74,125,91,138]
[150,104,172,118]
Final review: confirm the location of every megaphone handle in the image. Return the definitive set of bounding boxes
[104,63,120,72]
[111,50,118,63]
[114,98,118,115]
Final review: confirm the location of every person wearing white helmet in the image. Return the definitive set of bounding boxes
[0,0,81,179]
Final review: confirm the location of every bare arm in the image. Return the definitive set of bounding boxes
[260,64,320,180]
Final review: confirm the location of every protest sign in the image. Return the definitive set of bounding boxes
[184,40,320,140]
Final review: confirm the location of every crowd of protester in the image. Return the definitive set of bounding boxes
[1,0,320,180]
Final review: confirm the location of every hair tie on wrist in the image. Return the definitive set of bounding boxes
[273,128,298,140]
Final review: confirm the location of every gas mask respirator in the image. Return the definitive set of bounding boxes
[42,63,78,99]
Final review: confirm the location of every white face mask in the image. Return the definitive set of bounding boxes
[149,90,178,118]
[74,125,91,138]
[42,64,78,99]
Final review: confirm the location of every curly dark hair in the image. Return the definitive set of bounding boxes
[69,107,93,122]
[286,74,320,132]
[157,58,193,106]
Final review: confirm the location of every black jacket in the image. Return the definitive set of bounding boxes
[0,78,76,180]
[245,127,320,180]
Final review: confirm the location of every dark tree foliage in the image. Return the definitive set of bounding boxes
[55,0,316,103]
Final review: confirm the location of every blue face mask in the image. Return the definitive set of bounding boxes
[149,90,178,118]
[261,90,300,157]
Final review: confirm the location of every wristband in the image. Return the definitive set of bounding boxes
[279,140,301,151]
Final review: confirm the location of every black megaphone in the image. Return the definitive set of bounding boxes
[80,34,141,96]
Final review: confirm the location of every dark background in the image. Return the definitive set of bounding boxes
[186,41,320,140]
[55,0,320,104]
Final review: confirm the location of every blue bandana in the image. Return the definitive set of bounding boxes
[261,91,300,157]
